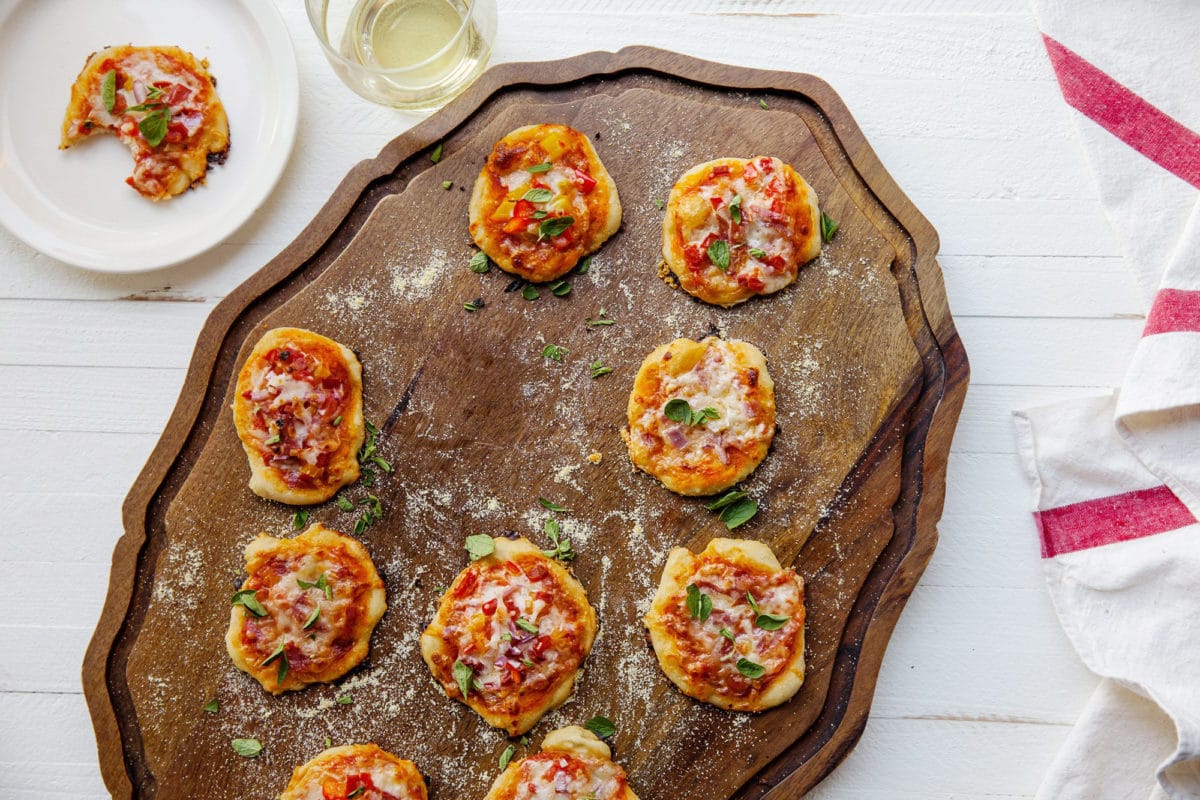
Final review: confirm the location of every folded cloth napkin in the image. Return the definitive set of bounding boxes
[1017,2,1200,797]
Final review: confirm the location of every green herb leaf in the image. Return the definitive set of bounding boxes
[737,658,766,679]
[664,398,693,424]
[469,251,490,273]
[453,659,474,697]
[430,143,443,163]
[464,301,480,312]
[549,280,571,297]
[262,641,289,684]
[584,715,616,739]
[146,85,165,101]
[522,188,554,203]
[707,239,730,270]
[324,736,332,747]
[101,70,116,113]
[292,510,308,530]
[538,216,574,241]
[516,617,539,634]
[541,518,575,561]
[522,285,539,301]
[202,698,219,713]
[685,583,712,621]
[759,98,769,110]
[720,497,759,529]
[337,694,353,705]
[589,359,613,379]
[353,516,367,535]
[527,161,552,173]
[820,211,839,243]
[756,612,791,630]
[705,489,747,512]
[499,744,516,771]
[538,497,568,513]
[231,589,267,617]
[520,735,530,746]
[138,109,169,148]
[231,738,262,758]
[654,198,664,209]
[587,318,614,327]
[337,496,354,512]
[719,627,736,642]
[465,534,495,561]
[532,210,548,219]
[748,247,767,259]
[264,433,281,445]
[746,591,760,615]
[332,415,343,427]
[542,343,568,361]
[347,787,366,799]
[576,256,592,274]
[303,606,321,629]
[730,193,743,224]
[442,180,453,190]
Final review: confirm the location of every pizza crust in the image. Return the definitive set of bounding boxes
[645,537,806,712]
[622,337,775,496]
[60,45,230,201]
[483,726,640,800]
[662,156,820,306]
[279,743,427,800]
[231,327,365,505]
[226,523,386,694]
[469,124,621,282]
[419,536,597,735]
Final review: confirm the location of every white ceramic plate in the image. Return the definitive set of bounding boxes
[0,0,299,272]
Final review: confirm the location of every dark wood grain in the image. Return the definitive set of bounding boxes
[83,47,968,800]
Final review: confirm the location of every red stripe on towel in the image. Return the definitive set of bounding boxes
[1035,485,1196,558]
[1042,34,1200,189]
[1144,288,1200,335]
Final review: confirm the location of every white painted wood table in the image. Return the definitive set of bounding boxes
[1,1,1134,797]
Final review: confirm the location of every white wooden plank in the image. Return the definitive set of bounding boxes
[0,626,91,693]
[0,759,107,800]
[0,301,212,368]
[955,316,1143,386]
[940,255,1141,319]
[0,692,105,772]
[953,384,1118,455]
[3,493,124,564]
[0,366,183,434]
[0,431,158,495]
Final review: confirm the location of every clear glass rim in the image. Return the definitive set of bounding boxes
[304,0,477,76]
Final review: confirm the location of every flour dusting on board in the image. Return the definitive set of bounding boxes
[125,87,919,800]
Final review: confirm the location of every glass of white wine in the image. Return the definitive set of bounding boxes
[306,0,497,109]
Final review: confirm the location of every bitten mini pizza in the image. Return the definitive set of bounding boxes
[60,45,230,201]
[623,336,775,496]
[483,726,640,800]
[662,156,821,306]
[226,523,386,694]
[232,327,364,505]
[644,537,806,712]
[469,124,621,282]
[280,743,428,800]
[420,536,597,735]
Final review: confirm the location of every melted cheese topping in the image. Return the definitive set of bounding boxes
[663,557,804,697]
[505,754,626,800]
[284,747,425,800]
[669,156,818,300]
[441,556,586,704]
[636,339,766,466]
[239,549,363,676]
[241,340,350,488]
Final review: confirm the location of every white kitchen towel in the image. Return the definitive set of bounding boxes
[1018,2,1200,798]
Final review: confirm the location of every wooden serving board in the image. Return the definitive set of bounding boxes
[84,47,968,800]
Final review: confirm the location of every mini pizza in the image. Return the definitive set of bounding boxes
[420,536,597,735]
[232,327,365,506]
[644,538,806,711]
[280,743,427,800]
[226,523,386,695]
[662,156,821,306]
[622,336,775,496]
[483,726,639,800]
[469,124,621,283]
[60,45,230,201]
